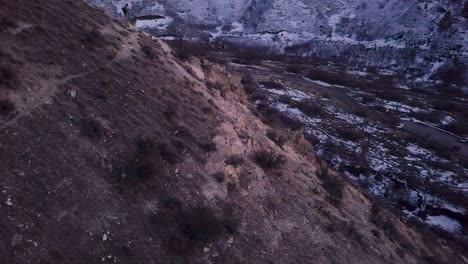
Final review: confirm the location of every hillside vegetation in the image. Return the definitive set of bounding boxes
[0,0,466,263]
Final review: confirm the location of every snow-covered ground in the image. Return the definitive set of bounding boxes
[136,17,173,30]
[88,0,466,83]
[257,79,467,234]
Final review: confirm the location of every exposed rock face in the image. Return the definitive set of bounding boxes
[89,0,466,84]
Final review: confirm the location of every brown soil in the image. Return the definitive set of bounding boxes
[0,1,466,263]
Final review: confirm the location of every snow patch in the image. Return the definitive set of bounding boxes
[136,17,173,30]
[425,215,461,233]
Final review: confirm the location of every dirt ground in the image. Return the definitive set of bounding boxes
[0,1,467,263]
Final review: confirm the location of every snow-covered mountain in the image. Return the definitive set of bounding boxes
[90,0,467,85]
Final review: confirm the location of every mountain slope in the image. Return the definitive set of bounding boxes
[90,0,466,84]
[0,0,466,263]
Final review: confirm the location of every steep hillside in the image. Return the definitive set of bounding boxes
[89,0,466,85]
[0,0,467,263]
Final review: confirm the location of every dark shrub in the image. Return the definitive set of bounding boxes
[241,74,254,85]
[317,163,344,206]
[225,154,244,167]
[0,99,15,115]
[122,156,158,181]
[136,137,157,154]
[361,94,376,104]
[199,140,217,152]
[162,206,238,256]
[178,207,225,243]
[243,84,257,95]
[261,81,284,90]
[0,16,17,30]
[141,45,155,59]
[439,12,454,30]
[157,142,181,164]
[254,150,286,170]
[337,127,365,141]
[286,64,303,74]
[432,99,456,112]
[81,118,103,140]
[296,100,326,117]
[213,172,225,183]
[82,29,105,47]
[441,120,468,136]
[249,92,268,102]
[136,137,181,164]
[0,65,18,89]
[369,203,400,241]
[206,81,223,91]
[306,69,348,86]
[377,89,405,102]
[276,113,304,131]
[266,130,287,148]
[352,106,369,118]
[372,105,387,113]
[278,95,296,106]
[163,105,178,121]
[174,48,191,61]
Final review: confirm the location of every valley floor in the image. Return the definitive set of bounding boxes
[203,50,468,236]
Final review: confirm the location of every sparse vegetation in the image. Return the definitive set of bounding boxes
[253,150,286,170]
[0,99,15,115]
